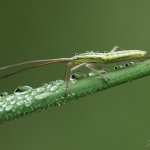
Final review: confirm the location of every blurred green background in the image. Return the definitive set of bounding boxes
[0,0,150,150]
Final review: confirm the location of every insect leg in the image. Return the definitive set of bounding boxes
[71,63,107,80]
[70,63,86,72]
[64,62,109,94]
[71,63,107,78]
[64,63,88,95]
[64,63,87,89]
[110,45,124,52]
[64,62,73,93]
[85,64,104,78]
[85,63,109,84]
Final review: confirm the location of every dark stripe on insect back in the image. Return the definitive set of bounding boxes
[85,57,104,63]
[74,57,104,64]
[84,57,98,63]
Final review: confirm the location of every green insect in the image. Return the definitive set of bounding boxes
[0,46,148,93]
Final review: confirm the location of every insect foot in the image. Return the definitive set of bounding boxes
[64,87,69,97]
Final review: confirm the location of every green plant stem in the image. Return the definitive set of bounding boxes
[1,59,150,124]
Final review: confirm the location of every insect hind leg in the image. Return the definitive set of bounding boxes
[71,63,109,84]
[64,62,109,95]
[70,63,87,72]
[85,63,109,84]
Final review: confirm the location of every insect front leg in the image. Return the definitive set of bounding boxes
[64,62,73,94]
[64,63,87,95]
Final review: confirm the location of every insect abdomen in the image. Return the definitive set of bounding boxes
[102,50,147,62]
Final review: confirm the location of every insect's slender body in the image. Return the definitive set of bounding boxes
[62,49,147,91]
[0,46,148,94]
[71,50,147,64]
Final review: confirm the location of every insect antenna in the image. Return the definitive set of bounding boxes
[0,58,71,79]
[0,62,55,79]
[0,58,71,71]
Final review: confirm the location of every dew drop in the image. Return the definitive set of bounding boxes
[49,81,63,92]
[17,95,24,100]
[58,103,62,107]
[88,72,94,76]
[2,103,7,108]
[129,61,134,65]
[14,86,32,94]
[56,80,64,84]
[90,51,95,54]
[0,92,8,97]
[70,72,86,80]
[46,83,53,89]
[60,96,65,99]
[118,65,123,68]
[34,92,51,100]
[16,100,24,106]
[71,79,78,84]
[70,74,77,80]
[104,68,110,72]
[124,63,130,67]
[11,107,16,112]
[50,85,59,91]
[5,105,13,111]
[30,90,38,96]
[10,100,16,105]
[0,101,4,105]
[26,96,32,101]
[6,95,15,102]
[0,107,4,112]
[24,101,32,107]
[71,93,75,96]
[41,83,49,87]
[36,87,45,92]
[124,61,135,67]
[67,94,71,97]
[114,66,119,70]
[24,95,29,98]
